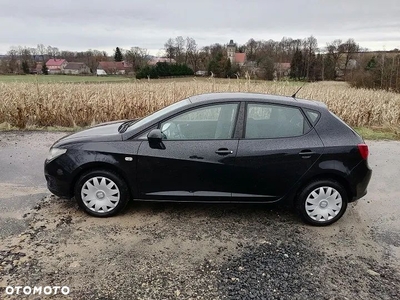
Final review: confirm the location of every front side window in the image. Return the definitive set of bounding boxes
[245,103,309,139]
[160,103,239,140]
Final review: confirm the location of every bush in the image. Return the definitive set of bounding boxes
[136,62,193,79]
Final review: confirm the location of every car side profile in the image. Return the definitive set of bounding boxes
[44,93,372,226]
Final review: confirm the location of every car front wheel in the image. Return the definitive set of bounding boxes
[74,170,129,217]
[297,180,348,226]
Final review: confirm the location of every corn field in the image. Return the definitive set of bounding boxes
[0,79,399,129]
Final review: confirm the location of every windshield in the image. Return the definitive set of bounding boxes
[125,99,190,132]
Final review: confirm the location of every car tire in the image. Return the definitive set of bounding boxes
[296,180,348,226]
[74,170,129,217]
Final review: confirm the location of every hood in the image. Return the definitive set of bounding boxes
[53,120,124,147]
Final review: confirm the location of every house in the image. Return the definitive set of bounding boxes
[63,62,90,75]
[96,61,131,75]
[46,59,67,74]
[33,63,43,74]
[274,62,291,79]
[234,53,246,67]
[227,40,247,66]
[195,70,207,76]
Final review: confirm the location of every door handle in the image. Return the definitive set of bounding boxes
[215,148,233,155]
[299,150,315,158]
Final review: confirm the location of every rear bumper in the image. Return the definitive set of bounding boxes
[348,160,372,202]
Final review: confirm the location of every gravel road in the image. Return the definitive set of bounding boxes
[0,132,399,299]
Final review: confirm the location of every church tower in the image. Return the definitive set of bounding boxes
[227,40,236,64]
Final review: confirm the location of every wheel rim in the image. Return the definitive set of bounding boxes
[305,186,343,222]
[81,176,120,213]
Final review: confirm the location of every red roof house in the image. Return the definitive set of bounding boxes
[96,61,131,75]
[46,59,67,73]
[234,53,246,66]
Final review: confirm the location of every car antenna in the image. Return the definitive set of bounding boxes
[291,81,307,98]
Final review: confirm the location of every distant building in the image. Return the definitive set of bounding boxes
[33,63,43,74]
[148,57,176,66]
[227,40,236,64]
[46,59,67,74]
[96,61,131,75]
[195,70,207,76]
[274,62,291,78]
[227,40,247,66]
[64,62,90,75]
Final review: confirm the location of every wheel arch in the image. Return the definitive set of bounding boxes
[294,173,353,204]
[70,162,133,199]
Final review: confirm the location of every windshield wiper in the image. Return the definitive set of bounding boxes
[118,119,138,133]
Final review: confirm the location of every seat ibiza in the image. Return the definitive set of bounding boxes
[44,93,372,226]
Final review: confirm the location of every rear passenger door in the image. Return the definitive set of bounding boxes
[232,102,324,201]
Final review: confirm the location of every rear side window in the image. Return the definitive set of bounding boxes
[245,103,310,139]
[304,109,320,125]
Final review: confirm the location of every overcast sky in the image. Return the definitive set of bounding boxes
[0,0,399,55]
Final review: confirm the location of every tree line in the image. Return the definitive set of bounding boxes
[1,37,399,92]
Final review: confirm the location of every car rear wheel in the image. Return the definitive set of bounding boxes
[297,180,348,226]
[74,170,129,217]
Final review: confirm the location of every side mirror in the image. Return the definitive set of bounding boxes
[147,129,165,149]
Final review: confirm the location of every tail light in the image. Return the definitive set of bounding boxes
[358,144,369,160]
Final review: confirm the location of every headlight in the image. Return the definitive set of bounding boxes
[47,148,67,162]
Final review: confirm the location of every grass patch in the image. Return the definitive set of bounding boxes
[355,127,400,140]
[0,122,83,132]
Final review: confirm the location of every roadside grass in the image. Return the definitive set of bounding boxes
[0,122,82,132]
[355,127,400,140]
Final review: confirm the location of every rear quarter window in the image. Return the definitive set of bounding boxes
[304,109,320,125]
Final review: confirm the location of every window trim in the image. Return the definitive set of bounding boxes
[242,102,312,140]
[156,102,241,141]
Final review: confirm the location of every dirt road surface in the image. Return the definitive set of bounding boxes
[0,132,399,299]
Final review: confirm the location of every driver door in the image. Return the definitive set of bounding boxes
[137,102,239,201]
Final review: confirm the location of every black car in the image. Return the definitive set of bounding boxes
[44,93,372,226]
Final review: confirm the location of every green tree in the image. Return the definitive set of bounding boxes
[366,56,377,71]
[136,63,193,79]
[290,48,304,80]
[208,52,230,77]
[323,54,336,80]
[42,63,48,75]
[261,57,275,80]
[114,47,123,62]
[223,58,232,77]
[21,61,30,74]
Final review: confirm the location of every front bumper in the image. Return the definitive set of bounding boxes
[45,174,73,198]
[44,158,74,198]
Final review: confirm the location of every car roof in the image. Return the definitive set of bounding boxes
[187,92,327,110]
